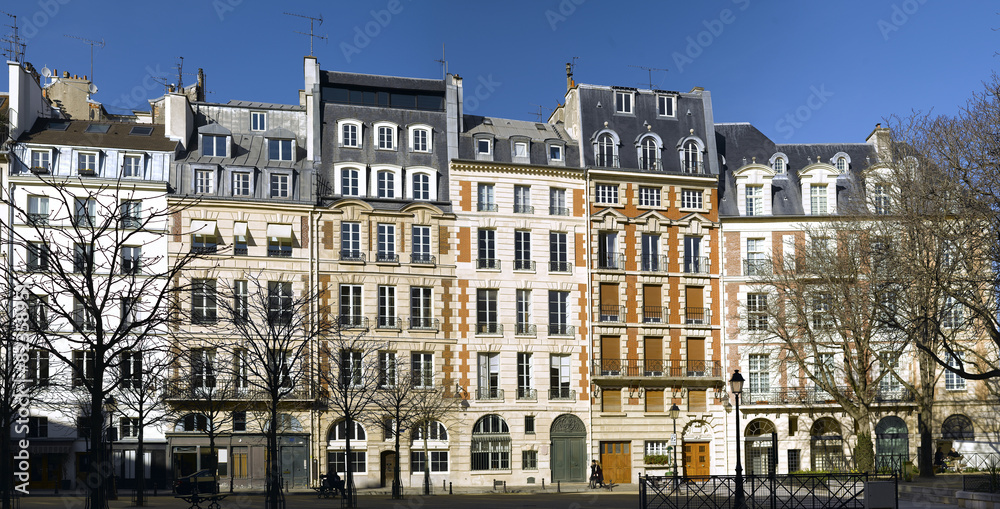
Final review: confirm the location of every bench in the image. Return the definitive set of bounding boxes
[176,492,227,509]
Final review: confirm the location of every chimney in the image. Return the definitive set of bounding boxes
[566,63,574,90]
[197,68,205,102]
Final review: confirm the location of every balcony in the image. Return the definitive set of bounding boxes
[549,206,570,216]
[513,259,535,271]
[685,307,711,325]
[514,204,534,214]
[27,213,49,227]
[409,317,439,331]
[340,250,365,263]
[73,216,95,228]
[638,157,662,172]
[477,202,498,212]
[595,154,620,168]
[548,323,574,336]
[742,386,914,405]
[598,305,624,323]
[376,316,402,329]
[683,161,704,174]
[516,387,537,401]
[375,252,399,263]
[744,259,771,276]
[641,255,668,273]
[476,322,502,335]
[549,387,576,400]
[190,245,218,255]
[411,254,436,266]
[234,246,248,256]
[476,258,501,270]
[514,323,536,336]
[549,260,573,273]
[593,359,723,378]
[642,306,666,324]
[597,253,625,270]
[476,387,504,401]
[267,247,292,258]
[684,256,711,275]
[337,315,369,329]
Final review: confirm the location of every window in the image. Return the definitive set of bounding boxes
[522,450,538,470]
[549,188,568,215]
[549,354,571,399]
[879,357,901,394]
[120,298,138,327]
[515,290,533,336]
[375,224,396,263]
[602,389,621,412]
[811,293,833,330]
[192,279,217,324]
[72,349,96,386]
[477,184,496,212]
[471,415,510,471]
[596,184,619,204]
[233,280,249,322]
[514,230,532,271]
[548,144,563,162]
[341,222,361,261]
[549,290,570,336]
[329,451,367,475]
[377,286,396,328]
[376,171,395,199]
[945,355,966,391]
[412,226,432,264]
[341,168,360,196]
[745,185,762,216]
[27,196,48,226]
[517,352,533,398]
[524,416,536,435]
[746,238,767,275]
[74,197,96,227]
[747,293,768,331]
[123,155,142,177]
[615,90,633,114]
[192,229,218,254]
[810,185,828,215]
[410,287,433,329]
[251,111,267,131]
[27,417,47,438]
[27,242,49,272]
[748,354,769,397]
[195,169,214,194]
[270,173,290,198]
[411,451,449,473]
[477,229,498,269]
[773,157,785,173]
[77,152,97,173]
[549,232,570,272]
[202,135,227,157]
[476,138,491,156]
[412,173,431,200]
[379,352,397,388]
[232,172,251,197]
[640,137,659,170]
[233,412,247,432]
[657,95,675,116]
[598,232,618,269]
[681,189,702,209]
[121,200,141,229]
[267,281,292,325]
[339,284,363,328]
[942,296,964,329]
[26,350,49,386]
[30,150,50,171]
[684,236,703,273]
[341,123,359,148]
[477,353,500,399]
[271,349,293,388]
[641,234,660,272]
[597,134,617,167]
[179,413,208,432]
[121,350,142,389]
[73,243,94,273]
[412,353,434,388]
[377,125,395,150]
[512,141,529,162]
[646,441,670,457]
[411,127,429,152]
[27,295,47,332]
[72,298,94,332]
[872,184,890,214]
[646,390,664,412]
[683,141,702,173]
[476,289,499,334]
[514,185,532,213]
[340,350,363,388]
[234,349,249,390]
[639,186,660,207]
[836,157,847,172]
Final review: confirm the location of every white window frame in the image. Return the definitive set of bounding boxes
[410,170,433,200]
[547,143,564,164]
[336,165,364,197]
[122,154,143,178]
[681,189,703,210]
[194,169,215,194]
[374,122,398,151]
[945,354,966,391]
[250,111,267,132]
[412,352,434,388]
[339,120,362,148]
[475,137,493,161]
[657,95,676,117]
[76,151,98,174]
[408,125,431,153]
[596,183,619,205]
[810,184,828,215]
[232,171,252,197]
[512,140,530,163]
[745,185,763,216]
[269,172,291,198]
[30,149,52,172]
[549,188,568,215]
[638,186,661,208]
[615,90,634,114]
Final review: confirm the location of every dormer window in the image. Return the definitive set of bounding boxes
[810,184,828,215]
[548,144,563,162]
[268,138,294,161]
[836,158,847,172]
[123,155,143,178]
[251,111,267,131]
[512,139,530,164]
[745,185,763,216]
[77,151,98,175]
[872,184,890,214]
[773,158,785,172]
[596,133,618,168]
[615,91,633,114]
[657,95,675,117]
[639,137,660,171]
[30,149,51,173]
[682,140,702,173]
[375,122,398,150]
[409,125,431,153]
[202,135,228,157]
[475,137,493,161]
[339,120,361,148]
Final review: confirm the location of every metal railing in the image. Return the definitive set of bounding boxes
[411,253,436,265]
[598,305,625,323]
[593,359,723,378]
[549,260,572,272]
[514,204,534,214]
[684,256,711,274]
[409,317,439,330]
[376,316,402,329]
[744,259,771,276]
[549,387,576,400]
[639,157,662,171]
[597,253,624,270]
[516,388,537,401]
[477,202,498,212]
[643,306,666,323]
[121,216,141,229]
[640,473,873,509]
[375,252,399,263]
[476,322,502,335]
[477,258,501,270]
[190,245,218,255]
[685,307,711,325]
[476,387,504,401]
[514,323,536,336]
[234,246,248,256]
[340,250,365,263]
[549,206,570,216]
[513,259,535,271]
[742,386,916,405]
[641,255,668,273]
[682,160,704,174]
[267,248,292,258]
[27,213,48,226]
[337,315,369,329]
[595,154,620,168]
[548,324,574,336]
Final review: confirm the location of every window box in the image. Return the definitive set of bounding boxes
[30,166,49,174]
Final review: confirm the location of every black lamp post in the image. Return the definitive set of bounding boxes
[669,403,680,487]
[730,370,745,509]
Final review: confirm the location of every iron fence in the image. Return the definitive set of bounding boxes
[641,473,882,509]
[964,473,1000,493]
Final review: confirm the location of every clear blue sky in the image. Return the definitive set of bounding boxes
[4,0,997,144]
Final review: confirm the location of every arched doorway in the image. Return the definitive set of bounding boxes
[875,416,908,474]
[550,414,586,482]
[745,419,776,476]
[810,418,846,471]
[942,415,974,441]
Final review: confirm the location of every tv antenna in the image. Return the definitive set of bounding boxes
[529,104,553,122]
[434,44,447,78]
[284,12,326,56]
[1,12,26,63]
[629,65,668,90]
[64,34,105,84]
[569,56,579,75]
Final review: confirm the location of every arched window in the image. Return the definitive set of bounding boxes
[327,420,368,475]
[745,419,776,476]
[942,414,974,441]
[875,416,908,475]
[176,413,208,432]
[683,141,702,173]
[412,421,448,441]
[640,137,658,171]
[328,420,367,442]
[341,168,360,197]
[773,158,785,172]
[471,415,510,471]
[376,170,395,199]
[836,157,847,172]
[810,418,846,471]
[597,134,616,168]
[412,173,431,200]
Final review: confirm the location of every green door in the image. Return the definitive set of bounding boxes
[550,414,587,482]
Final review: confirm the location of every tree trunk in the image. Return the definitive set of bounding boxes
[136,422,145,505]
[423,422,430,495]
[88,389,106,509]
[392,417,402,499]
[345,416,355,508]
[266,403,281,509]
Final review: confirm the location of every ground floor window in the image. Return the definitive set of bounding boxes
[471,438,510,470]
[411,450,449,473]
[327,450,366,474]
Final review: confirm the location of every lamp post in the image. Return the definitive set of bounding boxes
[730,370,745,509]
[669,404,680,487]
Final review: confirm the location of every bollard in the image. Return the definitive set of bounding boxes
[558,480,561,493]
[503,480,507,493]
[449,482,453,495]
[443,480,446,491]
[542,478,545,490]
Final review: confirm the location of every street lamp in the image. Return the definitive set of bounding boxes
[730,370,745,509]
[669,403,680,488]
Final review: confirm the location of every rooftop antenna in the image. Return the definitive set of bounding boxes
[529,104,553,122]
[64,34,105,84]
[0,12,26,62]
[628,64,668,90]
[284,12,326,56]
[434,44,447,78]
[569,56,579,75]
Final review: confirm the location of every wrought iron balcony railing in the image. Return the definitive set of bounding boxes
[514,323,536,336]
[340,250,365,263]
[477,258,501,270]
[514,204,534,214]
[643,306,666,324]
[549,260,572,272]
[593,359,724,378]
[476,387,504,401]
[411,253,436,265]
[641,255,668,273]
[598,305,625,323]
[476,322,502,335]
[549,387,576,400]
[548,324,574,336]
[516,387,537,401]
[685,307,711,325]
[513,259,535,271]
[684,256,711,274]
[337,315,369,329]
[376,316,402,329]
[409,317,439,330]
[549,206,570,216]
[375,252,399,263]
[597,253,625,270]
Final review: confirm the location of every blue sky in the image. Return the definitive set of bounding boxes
[4,0,997,144]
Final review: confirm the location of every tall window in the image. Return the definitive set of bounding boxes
[748,354,769,396]
[549,354,571,398]
[74,243,94,273]
[376,223,396,262]
[341,222,361,261]
[72,298,94,332]
[597,134,616,167]
[596,184,619,204]
[340,351,363,388]
[412,173,431,200]
[642,234,660,271]
[192,279,217,324]
[945,354,966,391]
[514,185,532,213]
[548,290,569,335]
[514,230,532,270]
[745,185,762,216]
[810,184,828,215]
[251,111,267,131]
[192,349,216,389]
[746,238,766,276]
[517,353,533,398]
[598,232,617,269]
[121,351,142,389]
[773,158,785,173]
[233,172,251,196]
[270,173,290,198]
[72,350,96,387]
[411,128,429,152]
[681,189,702,209]
[120,298,138,327]
[377,171,395,199]
[412,353,433,388]
[477,229,497,269]
[549,232,569,272]
[471,415,510,471]
[476,289,499,334]
[615,91,633,114]
[26,350,49,387]
[378,126,395,150]
[341,168,360,196]
[195,169,214,194]
[234,349,249,391]
[27,242,49,272]
[477,184,496,212]
[872,184,890,214]
[639,186,660,207]
[515,290,532,335]
[412,226,432,264]
[121,200,141,229]
[549,188,568,215]
[477,353,500,399]
[640,137,658,170]
[74,197,96,227]
[815,353,835,390]
[684,236,703,273]
[942,296,964,329]
[377,286,396,328]
[339,285,363,328]
[836,157,847,172]
[378,352,397,388]
[747,293,768,331]
[683,141,701,173]
[811,293,833,330]
[657,95,675,116]
[268,139,293,161]
[342,123,359,147]
[234,280,249,322]
[27,295,47,332]
[267,281,292,325]
[27,196,48,226]
[123,155,142,177]
[410,287,433,329]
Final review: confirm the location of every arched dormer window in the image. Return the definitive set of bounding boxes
[335,164,366,197]
[596,133,618,168]
[408,167,437,201]
[678,136,705,174]
[734,163,774,216]
[637,133,662,171]
[373,167,402,199]
[769,153,788,174]
[831,152,851,173]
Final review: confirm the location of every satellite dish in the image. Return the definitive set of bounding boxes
[40,66,51,78]
[88,83,98,94]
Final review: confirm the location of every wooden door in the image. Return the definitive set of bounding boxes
[600,441,631,484]
[683,442,710,479]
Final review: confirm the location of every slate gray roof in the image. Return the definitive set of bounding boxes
[224,100,304,111]
[181,133,303,169]
[321,71,446,92]
[17,118,179,152]
[463,115,572,142]
[457,115,581,166]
